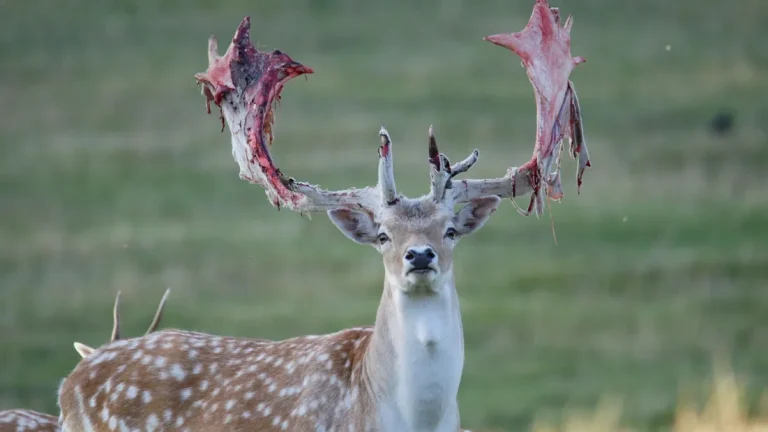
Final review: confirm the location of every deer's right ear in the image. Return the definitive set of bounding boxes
[327,209,380,245]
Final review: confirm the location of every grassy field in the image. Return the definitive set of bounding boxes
[2,0,768,430]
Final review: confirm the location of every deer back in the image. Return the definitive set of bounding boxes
[58,327,382,431]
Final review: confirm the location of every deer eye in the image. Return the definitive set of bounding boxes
[377,233,390,245]
[445,227,458,240]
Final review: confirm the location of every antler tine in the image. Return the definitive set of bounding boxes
[195,17,383,216]
[145,288,172,335]
[449,148,480,177]
[110,291,121,343]
[428,125,451,203]
[428,125,482,206]
[377,127,398,206]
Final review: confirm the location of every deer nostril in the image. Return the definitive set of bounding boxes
[404,251,415,261]
[425,248,436,259]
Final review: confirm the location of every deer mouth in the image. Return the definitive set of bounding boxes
[406,267,437,275]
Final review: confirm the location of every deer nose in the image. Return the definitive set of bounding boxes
[404,246,436,269]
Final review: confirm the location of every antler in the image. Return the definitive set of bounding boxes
[110,288,170,341]
[194,17,399,217]
[196,1,591,219]
[145,288,172,335]
[445,0,592,216]
[427,125,480,205]
[73,289,172,359]
[110,291,121,342]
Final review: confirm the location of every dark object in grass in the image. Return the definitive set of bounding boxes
[710,110,734,135]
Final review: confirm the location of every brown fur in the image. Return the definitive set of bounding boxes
[0,409,59,432]
[57,198,499,431]
[59,327,377,431]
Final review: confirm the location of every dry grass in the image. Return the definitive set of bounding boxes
[532,366,768,432]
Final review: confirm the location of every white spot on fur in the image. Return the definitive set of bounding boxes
[180,388,192,401]
[170,364,186,381]
[126,385,138,399]
[146,413,159,431]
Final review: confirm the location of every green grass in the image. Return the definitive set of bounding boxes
[1,0,768,430]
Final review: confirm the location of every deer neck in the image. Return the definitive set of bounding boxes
[362,274,464,431]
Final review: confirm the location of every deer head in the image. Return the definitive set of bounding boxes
[193,2,591,289]
[327,129,502,294]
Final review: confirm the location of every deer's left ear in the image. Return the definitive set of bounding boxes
[453,196,501,236]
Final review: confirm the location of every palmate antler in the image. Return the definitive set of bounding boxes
[194,0,591,219]
[194,17,395,218]
[470,0,592,216]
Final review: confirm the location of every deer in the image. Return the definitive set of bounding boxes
[0,291,171,432]
[56,1,591,430]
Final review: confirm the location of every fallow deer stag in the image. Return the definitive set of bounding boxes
[57,1,591,430]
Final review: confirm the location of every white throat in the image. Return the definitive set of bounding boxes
[368,276,464,431]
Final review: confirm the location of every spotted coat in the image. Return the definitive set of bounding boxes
[59,327,488,431]
[0,409,59,432]
[58,327,382,431]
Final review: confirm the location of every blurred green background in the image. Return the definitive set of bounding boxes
[1,0,767,430]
